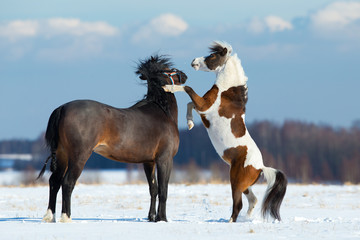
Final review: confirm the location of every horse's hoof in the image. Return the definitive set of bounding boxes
[42,209,55,223]
[229,217,234,223]
[148,214,156,222]
[187,120,194,130]
[59,213,72,223]
[155,216,167,222]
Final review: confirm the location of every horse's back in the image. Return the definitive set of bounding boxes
[55,100,119,148]
[53,99,179,161]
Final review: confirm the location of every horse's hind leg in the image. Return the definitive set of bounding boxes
[43,170,65,222]
[229,185,243,222]
[143,162,158,222]
[155,156,173,222]
[60,154,89,222]
[43,153,67,222]
[229,160,261,222]
[244,187,258,217]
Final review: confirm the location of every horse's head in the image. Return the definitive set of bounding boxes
[136,55,187,116]
[191,41,233,72]
[161,68,187,86]
[136,55,187,87]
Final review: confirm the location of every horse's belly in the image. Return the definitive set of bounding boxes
[205,115,264,169]
[93,143,155,164]
[206,116,237,155]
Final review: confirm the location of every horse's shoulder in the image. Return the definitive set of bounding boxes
[203,84,219,100]
[217,85,247,111]
[220,86,247,101]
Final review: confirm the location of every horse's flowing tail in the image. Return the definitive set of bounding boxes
[37,106,63,179]
[261,167,287,221]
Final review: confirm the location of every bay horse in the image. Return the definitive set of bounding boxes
[164,41,287,222]
[37,55,187,223]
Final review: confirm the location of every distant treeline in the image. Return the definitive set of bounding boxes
[175,121,360,183]
[1,120,360,183]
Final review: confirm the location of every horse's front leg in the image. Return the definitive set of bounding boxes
[186,102,195,130]
[143,162,158,222]
[155,155,173,222]
[183,86,218,113]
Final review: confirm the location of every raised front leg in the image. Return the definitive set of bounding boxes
[164,84,219,129]
[186,102,195,130]
[183,85,219,112]
[164,84,219,113]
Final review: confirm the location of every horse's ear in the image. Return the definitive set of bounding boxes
[139,74,147,80]
[220,48,228,56]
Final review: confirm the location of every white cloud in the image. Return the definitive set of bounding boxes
[265,16,293,32]
[310,1,360,41]
[0,20,39,40]
[46,18,118,36]
[0,18,119,61]
[132,13,188,43]
[248,17,265,34]
[248,16,293,33]
[0,18,118,40]
[311,1,360,29]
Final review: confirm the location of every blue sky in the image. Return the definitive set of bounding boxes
[0,0,359,140]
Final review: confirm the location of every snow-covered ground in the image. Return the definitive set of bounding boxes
[0,171,359,239]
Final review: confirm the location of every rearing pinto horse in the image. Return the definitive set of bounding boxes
[164,41,287,222]
[37,55,187,223]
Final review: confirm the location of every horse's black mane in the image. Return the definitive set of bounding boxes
[134,55,175,115]
[209,43,225,54]
[136,55,173,81]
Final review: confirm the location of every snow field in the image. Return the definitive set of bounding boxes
[0,183,359,239]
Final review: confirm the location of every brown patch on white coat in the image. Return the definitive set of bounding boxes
[163,41,287,222]
[218,85,247,138]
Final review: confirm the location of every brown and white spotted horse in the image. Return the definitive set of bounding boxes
[37,55,187,223]
[164,41,287,222]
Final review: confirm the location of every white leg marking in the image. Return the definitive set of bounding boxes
[42,209,55,223]
[245,187,258,217]
[229,217,234,223]
[187,120,194,130]
[186,102,195,130]
[59,213,72,223]
[162,85,185,93]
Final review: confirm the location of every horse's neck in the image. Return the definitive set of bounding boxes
[166,93,178,125]
[146,89,178,125]
[215,54,248,91]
